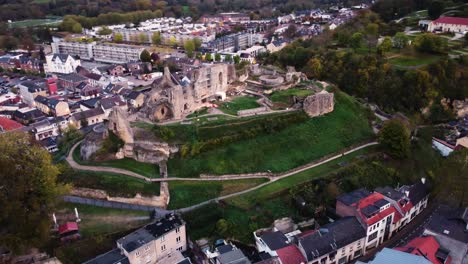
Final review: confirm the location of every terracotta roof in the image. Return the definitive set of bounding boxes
[0,117,23,132]
[276,245,306,264]
[395,236,451,264]
[432,16,468,26]
[58,222,79,234]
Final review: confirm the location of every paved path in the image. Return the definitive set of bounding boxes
[67,141,378,183]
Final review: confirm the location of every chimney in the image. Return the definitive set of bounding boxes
[421,177,426,184]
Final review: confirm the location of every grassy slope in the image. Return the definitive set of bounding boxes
[389,55,442,67]
[168,91,374,177]
[183,147,377,243]
[72,144,160,178]
[217,96,261,115]
[167,178,268,209]
[67,170,160,197]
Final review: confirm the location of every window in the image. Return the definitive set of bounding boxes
[161,245,166,251]
[161,235,165,242]
[135,251,140,256]
[377,223,379,228]
[368,231,378,242]
[176,236,181,243]
[145,245,150,251]
[177,246,183,251]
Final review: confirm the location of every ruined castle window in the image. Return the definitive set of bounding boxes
[184,104,188,110]
[161,108,165,115]
[218,72,223,85]
[113,122,117,131]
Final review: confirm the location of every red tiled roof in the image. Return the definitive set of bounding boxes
[58,222,79,234]
[276,245,306,264]
[395,236,451,264]
[432,16,468,26]
[0,117,23,131]
[357,193,401,225]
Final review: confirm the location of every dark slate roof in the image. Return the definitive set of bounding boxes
[176,258,193,264]
[13,108,45,121]
[52,53,71,62]
[374,198,390,208]
[59,73,88,83]
[362,205,380,218]
[217,244,235,254]
[336,188,371,206]
[101,96,126,110]
[298,216,366,261]
[425,205,468,243]
[117,214,184,252]
[72,108,104,121]
[375,186,405,201]
[400,182,428,205]
[127,91,142,100]
[20,81,45,93]
[217,247,251,264]
[260,231,290,250]
[85,72,103,81]
[79,97,101,109]
[83,248,130,264]
[35,95,60,108]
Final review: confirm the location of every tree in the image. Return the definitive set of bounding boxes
[377,37,392,55]
[433,149,467,207]
[215,53,221,62]
[350,32,363,49]
[184,39,195,58]
[216,219,229,237]
[140,49,151,62]
[378,119,410,159]
[72,23,83,33]
[193,37,202,50]
[204,53,212,61]
[393,32,409,49]
[97,26,112,35]
[0,132,67,252]
[152,32,161,45]
[305,58,322,79]
[414,33,448,54]
[428,1,445,20]
[169,36,177,47]
[114,33,123,43]
[224,54,232,62]
[138,33,148,43]
[284,24,297,39]
[233,55,240,64]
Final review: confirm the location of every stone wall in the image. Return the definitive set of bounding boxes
[237,106,268,116]
[303,91,334,117]
[80,131,105,160]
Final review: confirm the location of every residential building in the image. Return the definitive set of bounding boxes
[34,95,70,117]
[44,54,81,74]
[0,116,23,132]
[423,206,468,264]
[92,43,145,64]
[395,235,452,264]
[57,73,89,91]
[51,41,95,60]
[18,80,47,107]
[18,54,42,73]
[85,213,187,264]
[28,118,61,141]
[70,107,105,128]
[355,248,432,264]
[428,17,468,33]
[336,191,400,250]
[214,244,251,264]
[126,91,145,108]
[75,82,102,99]
[266,39,288,53]
[13,108,46,125]
[297,216,366,264]
[101,95,128,117]
[204,32,255,53]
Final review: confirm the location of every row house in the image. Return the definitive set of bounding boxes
[297,217,366,264]
[34,95,70,117]
[75,82,102,100]
[12,108,45,125]
[85,213,187,264]
[57,73,89,91]
[18,81,48,107]
[0,54,42,73]
[27,117,68,141]
[255,230,306,264]
[69,107,105,129]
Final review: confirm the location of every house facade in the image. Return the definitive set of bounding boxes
[428,17,468,33]
[44,54,81,74]
[34,95,70,117]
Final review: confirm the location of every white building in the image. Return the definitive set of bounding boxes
[44,54,81,74]
[428,17,468,33]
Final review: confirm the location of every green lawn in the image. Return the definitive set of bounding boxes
[270,88,314,105]
[183,146,378,243]
[168,178,268,209]
[8,18,62,28]
[217,96,261,115]
[389,55,442,67]
[72,144,160,178]
[168,90,374,177]
[64,170,160,197]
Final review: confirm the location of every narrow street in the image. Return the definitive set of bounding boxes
[352,202,440,263]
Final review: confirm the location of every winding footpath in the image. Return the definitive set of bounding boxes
[66,141,378,212]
